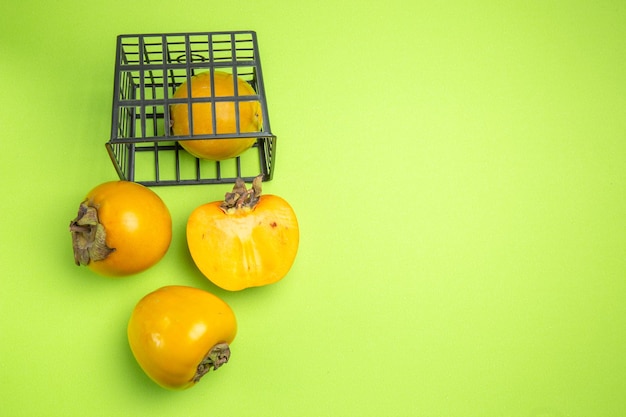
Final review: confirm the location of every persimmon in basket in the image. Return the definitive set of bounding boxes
[170,71,262,160]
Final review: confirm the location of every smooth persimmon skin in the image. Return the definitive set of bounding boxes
[186,195,299,291]
[171,71,262,160]
[127,286,237,390]
[85,181,172,277]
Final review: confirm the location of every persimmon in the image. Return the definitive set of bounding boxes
[127,285,237,390]
[186,175,299,291]
[69,181,172,277]
[170,71,262,160]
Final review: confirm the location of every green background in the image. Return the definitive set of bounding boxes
[1,1,625,416]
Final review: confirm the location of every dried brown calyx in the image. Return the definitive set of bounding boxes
[220,175,264,213]
[192,342,231,383]
[69,201,115,266]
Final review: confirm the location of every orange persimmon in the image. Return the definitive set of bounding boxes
[170,71,262,161]
[186,176,299,291]
[69,181,172,277]
[127,285,237,390]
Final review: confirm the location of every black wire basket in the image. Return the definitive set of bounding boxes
[106,31,276,186]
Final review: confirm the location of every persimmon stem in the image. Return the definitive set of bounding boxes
[220,175,263,213]
[192,342,231,383]
[69,201,115,266]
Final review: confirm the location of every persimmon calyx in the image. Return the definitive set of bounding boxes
[69,201,115,266]
[193,342,231,383]
[220,175,263,213]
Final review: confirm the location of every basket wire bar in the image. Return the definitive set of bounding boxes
[106,31,276,186]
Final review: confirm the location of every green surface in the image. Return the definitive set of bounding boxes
[2,1,625,416]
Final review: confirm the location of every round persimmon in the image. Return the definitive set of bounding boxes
[69,181,172,277]
[127,285,237,390]
[186,176,299,291]
[170,71,262,160]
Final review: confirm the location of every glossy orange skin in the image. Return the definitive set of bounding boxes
[84,181,172,277]
[171,71,262,160]
[187,195,299,291]
[127,286,237,390]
